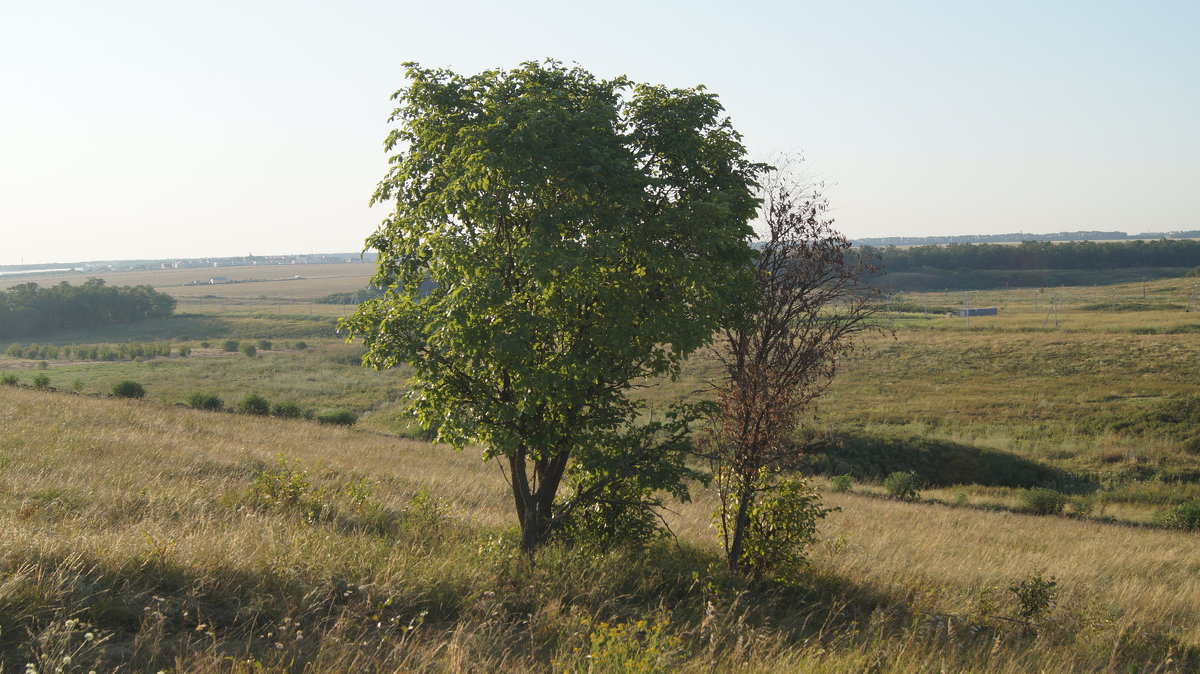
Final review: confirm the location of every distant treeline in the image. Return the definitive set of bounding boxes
[0,279,176,339]
[866,239,1200,273]
[316,287,387,305]
[317,280,435,305]
[854,230,1200,247]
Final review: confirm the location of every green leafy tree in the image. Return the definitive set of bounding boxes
[344,60,761,552]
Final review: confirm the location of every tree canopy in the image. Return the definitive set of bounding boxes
[0,278,176,339]
[344,60,762,551]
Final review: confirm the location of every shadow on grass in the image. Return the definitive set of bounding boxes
[794,431,1086,491]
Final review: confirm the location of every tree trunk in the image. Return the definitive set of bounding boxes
[511,449,570,554]
[727,480,755,572]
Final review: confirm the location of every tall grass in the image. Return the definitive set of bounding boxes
[1,386,1198,671]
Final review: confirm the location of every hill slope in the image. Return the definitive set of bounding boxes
[3,387,1199,671]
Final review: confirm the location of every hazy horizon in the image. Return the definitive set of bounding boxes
[3,0,1197,266]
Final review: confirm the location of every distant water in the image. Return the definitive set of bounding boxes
[0,268,76,276]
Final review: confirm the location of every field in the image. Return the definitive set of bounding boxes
[4,267,1200,670]
[0,262,377,317]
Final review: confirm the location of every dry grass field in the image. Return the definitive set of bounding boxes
[0,262,376,293]
[1,386,1197,671]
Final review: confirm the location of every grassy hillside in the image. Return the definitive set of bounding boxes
[2,386,1199,671]
[6,272,1200,523]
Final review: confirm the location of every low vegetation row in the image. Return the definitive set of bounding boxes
[0,374,357,426]
[2,338,307,362]
[5,340,183,361]
[184,391,357,425]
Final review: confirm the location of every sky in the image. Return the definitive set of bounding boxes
[1,0,1197,266]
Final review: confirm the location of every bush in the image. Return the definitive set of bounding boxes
[239,343,257,358]
[222,340,240,352]
[272,401,305,419]
[1009,571,1057,621]
[316,409,358,426]
[1069,494,1095,516]
[251,458,327,517]
[238,394,271,416]
[256,339,272,350]
[883,471,921,500]
[1157,501,1200,531]
[736,479,834,582]
[186,392,224,411]
[293,341,308,350]
[31,374,50,389]
[0,373,18,385]
[111,380,146,399]
[1020,487,1067,516]
[830,474,854,493]
[177,345,191,357]
[200,341,210,348]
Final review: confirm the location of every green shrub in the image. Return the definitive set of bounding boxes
[177,345,191,357]
[830,474,854,493]
[316,409,358,426]
[293,341,308,350]
[222,340,240,352]
[36,360,48,370]
[239,343,257,358]
[1020,487,1067,516]
[1009,571,1057,621]
[186,392,224,411]
[111,380,146,399]
[31,374,50,389]
[1069,494,1095,516]
[200,341,210,348]
[251,458,328,518]
[256,339,272,350]
[883,471,921,500]
[0,373,18,386]
[1157,501,1200,531]
[736,479,833,582]
[271,401,305,419]
[238,394,270,416]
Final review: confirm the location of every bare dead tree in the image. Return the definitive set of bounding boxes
[707,165,887,574]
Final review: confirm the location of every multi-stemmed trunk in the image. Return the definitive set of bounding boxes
[509,448,570,553]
